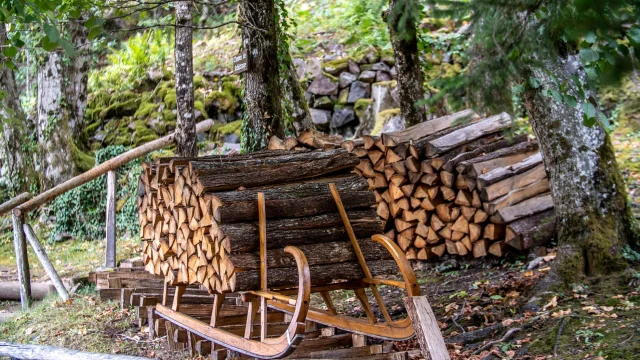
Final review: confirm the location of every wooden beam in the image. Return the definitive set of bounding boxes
[105,170,117,268]
[11,211,31,310]
[0,192,31,216]
[403,296,450,360]
[23,224,69,302]
[0,341,147,360]
[16,119,214,214]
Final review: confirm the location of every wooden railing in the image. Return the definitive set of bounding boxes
[2,120,214,310]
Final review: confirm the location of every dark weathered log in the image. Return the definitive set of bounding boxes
[455,141,539,177]
[425,113,512,157]
[0,341,147,360]
[383,110,478,146]
[506,210,556,250]
[234,259,398,291]
[224,210,383,253]
[230,239,392,270]
[440,135,529,173]
[194,149,359,191]
[212,175,374,222]
[476,153,543,191]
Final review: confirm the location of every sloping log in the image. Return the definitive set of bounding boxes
[490,193,554,224]
[381,110,478,146]
[456,142,539,178]
[425,113,512,157]
[440,135,530,173]
[484,178,550,215]
[480,164,547,202]
[476,153,544,191]
[0,192,31,216]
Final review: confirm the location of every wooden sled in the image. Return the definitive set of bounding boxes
[155,184,420,359]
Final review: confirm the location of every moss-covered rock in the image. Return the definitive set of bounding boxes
[210,120,242,143]
[372,108,401,135]
[164,89,177,109]
[134,101,159,119]
[154,80,175,101]
[354,98,373,119]
[222,79,242,98]
[99,98,140,120]
[323,58,350,75]
[163,109,177,122]
[380,50,396,66]
[194,75,207,89]
[71,141,95,172]
[205,89,239,114]
[194,100,208,119]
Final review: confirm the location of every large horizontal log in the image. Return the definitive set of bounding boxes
[194,149,359,191]
[456,141,539,177]
[484,178,550,215]
[230,239,392,270]
[224,209,383,253]
[506,210,556,251]
[490,193,554,224]
[425,113,512,157]
[212,175,374,223]
[0,192,31,217]
[0,282,54,301]
[476,153,543,191]
[381,109,478,146]
[233,259,399,291]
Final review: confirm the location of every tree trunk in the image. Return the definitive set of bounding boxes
[240,0,285,152]
[281,51,314,135]
[522,55,637,286]
[175,0,197,157]
[0,26,38,196]
[384,0,427,127]
[36,52,75,190]
[64,19,90,142]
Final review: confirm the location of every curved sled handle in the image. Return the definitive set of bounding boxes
[370,234,420,297]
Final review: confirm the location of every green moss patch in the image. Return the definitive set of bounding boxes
[372,108,401,135]
[134,101,159,119]
[164,89,177,109]
[71,141,95,172]
[99,98,140,120]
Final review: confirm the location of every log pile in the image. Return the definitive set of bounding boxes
[138,149,392,294]
[269,110,557,260]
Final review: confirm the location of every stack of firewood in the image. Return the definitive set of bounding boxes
[138,149,398,294]
[337,110,556,260]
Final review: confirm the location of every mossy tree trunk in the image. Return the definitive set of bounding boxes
[522,55,638,287]
[36,52,75,190]
[63,18,90,143]
[240,0,285,152]
[174,0,197,157]
[281,51,314,135]
[384,0,427,127]
[0,26,38,196]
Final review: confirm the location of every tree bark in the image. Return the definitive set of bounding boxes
[0,34,37,195]
[240,0,285,152]
[281,51,314,135]
[522,55,638,286]
[37,52,75,190]
[64,19,90,141]
[175,0,197,157]
[384,0,427,127]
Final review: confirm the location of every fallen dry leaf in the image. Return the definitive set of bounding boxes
[552,308,572,318]
[543,296,558,310]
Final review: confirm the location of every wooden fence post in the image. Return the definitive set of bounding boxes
[404,296,450,360]
[23,224,70,302]
[11,210,31,310]
[105,170,117,268]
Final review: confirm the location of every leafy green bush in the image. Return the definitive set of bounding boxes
[49,146,145,241]
[88,30,173,93]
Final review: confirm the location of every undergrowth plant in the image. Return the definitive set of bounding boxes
[48,146,145,241]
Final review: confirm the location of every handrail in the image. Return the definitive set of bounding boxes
[0,192,31,217]
[14,119,214,215]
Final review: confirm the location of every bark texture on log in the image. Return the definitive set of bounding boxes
[174,0,197,157]
[37,52,75,190]
[64,19,90,140]
[523,55,636,283]
[384,0,427,127]
[281,50,314,135]
[240,0,285,151]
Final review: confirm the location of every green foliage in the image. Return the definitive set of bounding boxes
[88,30,173,93]
[426,0,640,128]
[49,146,144,241]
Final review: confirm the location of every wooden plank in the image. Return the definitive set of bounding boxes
[490,193,554,224]
[381,109,478,146]
[403,296,450,360]
[0,341,147,360]
[23,224,70,302]
[105,170,117,268]
[11,211,31,310]
[16,119,213,213]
